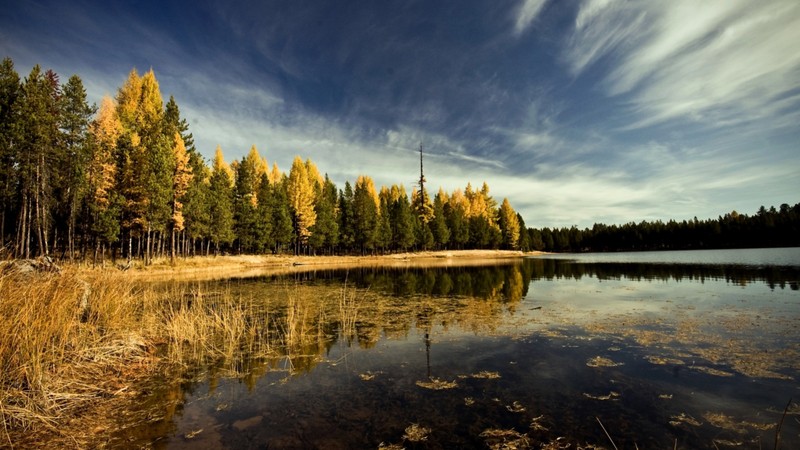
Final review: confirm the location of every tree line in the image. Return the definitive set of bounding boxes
[0,58,525,263]
[524,203,800,253]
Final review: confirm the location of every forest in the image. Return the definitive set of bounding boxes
[1,57,797,263]
[526,203,800,253]
[0,58,525,263]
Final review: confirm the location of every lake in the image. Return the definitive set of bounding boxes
[114,248,800,449]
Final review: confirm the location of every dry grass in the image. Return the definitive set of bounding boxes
[0,267,278,447]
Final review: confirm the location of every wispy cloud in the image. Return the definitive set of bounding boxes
[564,0,800,129]
[513,0,549,36]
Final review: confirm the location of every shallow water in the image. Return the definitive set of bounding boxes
[115,249,800,449]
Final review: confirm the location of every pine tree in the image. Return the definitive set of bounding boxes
[233,146,262,253]
[338,182,355,252]
[390,186,415,251]
[445,189,469,249]
[57,74,95,259]
[0,58,21,248]
[431,188,450,249]
[255,172,274,253]
[269,175,295,253]
[309,175,339,254]
[15,65,61,257]
[208,146,234,253]
[353,175,379,254]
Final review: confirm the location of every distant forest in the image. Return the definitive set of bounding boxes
[526,203,800,253]
[0,58,525,262]
[1,58,797,263]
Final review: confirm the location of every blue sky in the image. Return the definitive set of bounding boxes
[2,0,798,228]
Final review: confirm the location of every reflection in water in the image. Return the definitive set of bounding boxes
[113,256,800,449]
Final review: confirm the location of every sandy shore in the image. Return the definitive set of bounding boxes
[126,249,542,281]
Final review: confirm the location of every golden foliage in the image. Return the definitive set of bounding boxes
[288,156,317,241]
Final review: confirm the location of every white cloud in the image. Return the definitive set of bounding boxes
[565,0,800,129]
[513,0,549,36]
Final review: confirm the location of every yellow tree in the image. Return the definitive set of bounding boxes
[87,95,123,259]
[499,197,520,250]
[287,156,317,250]
[88,96,120,210]
[171,132,193,260]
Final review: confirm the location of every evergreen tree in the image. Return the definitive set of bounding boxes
[309,175,339,254]
[353,175,379,254]
[208,146,234,253]
[338,182,355,252]
[254,172,274,253]
[0,58,21,248]
[390,187,415,251]
[269,175,295,253]
[445,189,469,249]
[431,188,450,249]
[15,65,61,257]
[233,146,262,253]
[56,74,95,258]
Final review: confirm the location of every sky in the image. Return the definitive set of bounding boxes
[1,0,798,228]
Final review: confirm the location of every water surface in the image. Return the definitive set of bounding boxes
[115,249,800,449]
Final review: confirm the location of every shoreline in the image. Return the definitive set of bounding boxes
[118,249,544,281]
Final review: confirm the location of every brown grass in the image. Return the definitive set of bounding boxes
[0,267,280,447]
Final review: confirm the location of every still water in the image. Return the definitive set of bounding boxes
[117,248,800,449]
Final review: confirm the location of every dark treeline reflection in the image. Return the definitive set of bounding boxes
[526,258,800,290]
[276,258,800,294]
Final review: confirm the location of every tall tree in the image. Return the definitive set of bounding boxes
[208,146,234,253]
[233,146,263,253]
[15,65,61,257]
[269,175,295,253]
[0,58,20,248]
[309,174,339,254]
[87,96,123,261]
[57,74,95,259]
[170,132,192,261]
[390,186,415,252]
[287,156,317,252]
[431,188,450,249]
[338,182,355,252]
[352,175,379,254]
[498,197,520,250]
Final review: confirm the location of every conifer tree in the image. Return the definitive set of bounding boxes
[287,156,317,252]
[309,175,339,254]
[58,74,95,258]
[15,65,61,257]
[208,146,235,253]
[390,186,415,251]
[431,188,450,249]
[445,189,469,249]
[0,58,20,248]
[233,146,262,252]
[255,172,274,253]
[269,175,295,253]
[170,132,192,260]
[87,96,123,260]
[353,175,379,254]
[498,197,520,250]
[338,182,355,252]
